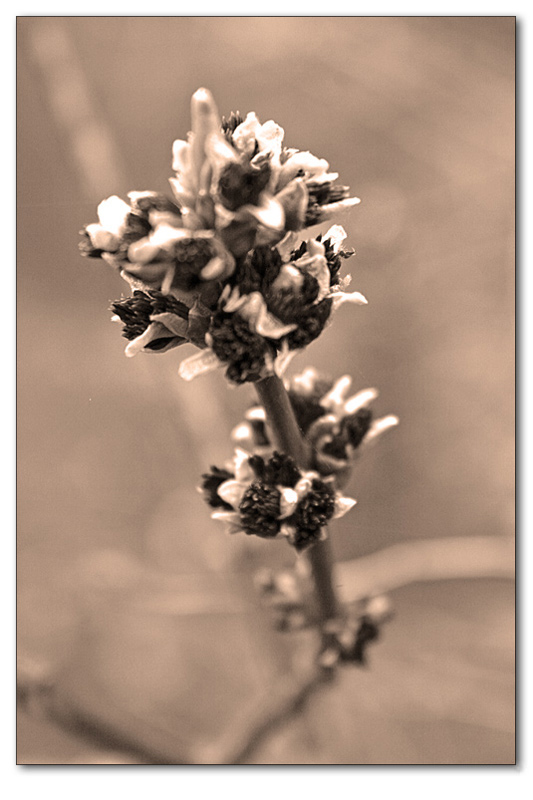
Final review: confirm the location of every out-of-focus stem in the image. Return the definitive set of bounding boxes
[18,658,330,765]
[335,535,515,603]
[195,666,330,764]
[255,375,339,625]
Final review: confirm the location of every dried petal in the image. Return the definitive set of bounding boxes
[178,348,221,380]
[333,496,357,518]
[216,479,248,509]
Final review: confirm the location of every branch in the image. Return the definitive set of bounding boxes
[255,375,340,624]
[194,664,331,764]
[18,656,330,765]
[18,535,513,764]
[335,535,514,604]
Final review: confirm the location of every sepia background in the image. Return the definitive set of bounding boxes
[17,16,515,764]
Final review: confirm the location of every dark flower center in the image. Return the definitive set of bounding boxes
[239,483,281,538]
[305,183,351,227]
[286,297,333,350]
[248,452,301,488]
[209,312,270,384]
[321,407,373,459]
[200,466,235,510]
[218,161,272,212]
[171,238,216,291]
[221,111,245,142]
[111,289,189,341]
[265,272,320,324]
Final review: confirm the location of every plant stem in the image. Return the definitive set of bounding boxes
[255,375,339,626]
[255,374,310,467]
[335,535,514,603]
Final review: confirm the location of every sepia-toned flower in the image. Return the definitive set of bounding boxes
[200,449,356,552]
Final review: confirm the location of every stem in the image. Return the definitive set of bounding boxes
[18,533,513,764]
[18,659,330,765]
[255,374,310,467]
[195,666,330,764]
[335,535,514,603]
[255,375,339,625]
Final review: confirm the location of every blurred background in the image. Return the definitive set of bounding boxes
[17,17,515,764]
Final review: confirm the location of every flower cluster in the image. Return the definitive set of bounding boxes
[80,89,364,383]
[321,595,393,668]
[200,449,356,552]
[232,368,399,480]
[256,565,392,662]
[181,224,366,383]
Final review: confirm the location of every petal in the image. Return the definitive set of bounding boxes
[364,595,393,623]
[343,387,379,415]
[127,238,162,265]
[275,231,299,262]
[277,151,331,190]
[278,487,299,519]
[216,479,248,509]
[97,195,131,236]
[314,196,361,221]
[305,239,326,258]
[333,496,357,518]
[127,224,190,264]
[231,422,255,448]
[245,407,266,422]
[362,414,399,445]
[211,510,241,524]
[205,130,239,175]
[190,88,222,190]
[233,448,255,482]
[330,290,368,310]
[253,300,297,339]
[306,172,339,185]
[273,343,297,377]
[239,292,296,338]
[296,252,330,301]
[172,139,191,173]
[85,223,119,253]
[306,415,338,446]
[294,476,313,500]
[256,120,285,158]
[315,451,350,475]
[149,312,189,338]
[275,179,308,231]
[279,522,296,539]
[178,348,222,381]
[243,194,285,230]
[150,224,192,250]
[124,322,183,357]
[160,265,177,295]
[222,287,247,314]
[320,375,352,412]
[211,510,244,535]
[290,367,321,395]
[322,224,347,252]
[232,112,261,157]
[200,256,228,281]
[168,177,196,210]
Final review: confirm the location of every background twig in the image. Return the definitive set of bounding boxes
[335,535,514,604]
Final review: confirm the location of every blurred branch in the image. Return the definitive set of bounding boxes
[195,664,332,764]
[18,535,513,764]
[335,535,514,604]
[18,655,330,765]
